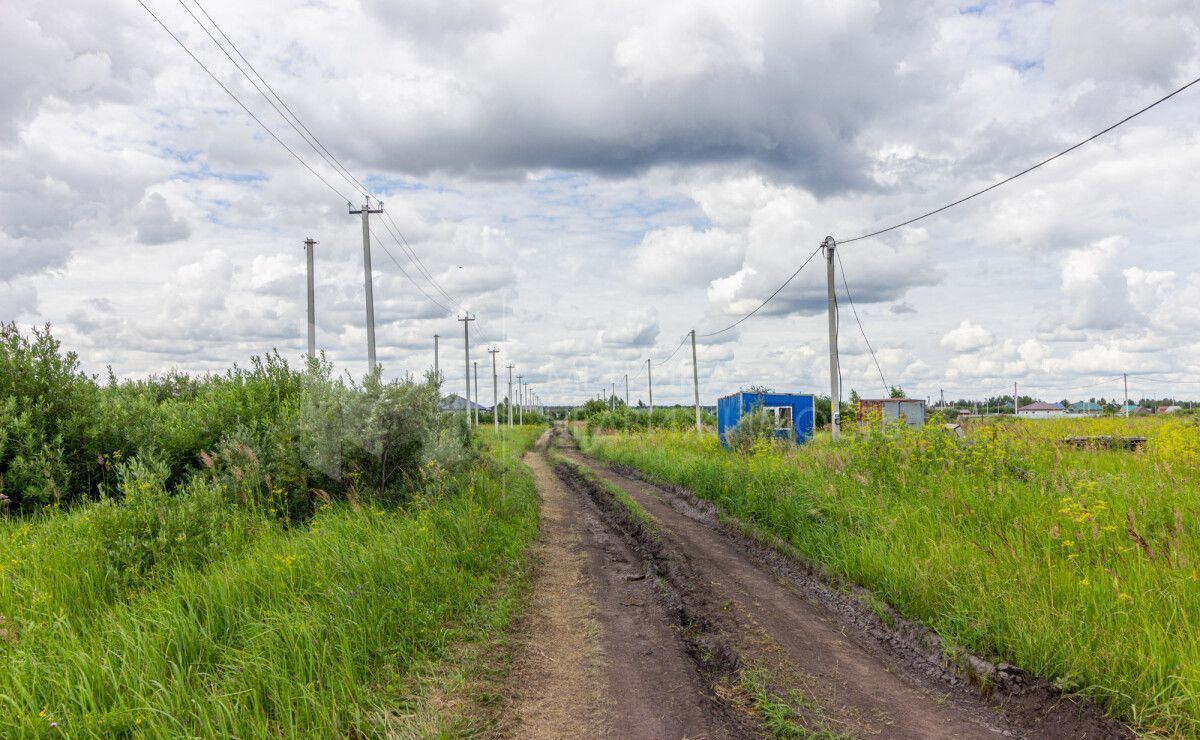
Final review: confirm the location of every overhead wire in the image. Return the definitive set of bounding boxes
[653,333,691,367]
[698,244,824,338]
[684,72,1200,345]
[161,0,466,316]
[839,73,1200,245]
[178,0,366,199]
[835,251,889,396]
[367,226,452,314]
[136,0,349,202]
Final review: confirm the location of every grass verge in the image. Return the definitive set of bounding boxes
[0,426,542,738]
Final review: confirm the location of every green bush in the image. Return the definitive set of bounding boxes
[0,325,473,518]
[726,407,780,452]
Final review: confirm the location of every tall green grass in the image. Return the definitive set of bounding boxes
[0,426,541,738]
[580,418,1200,737]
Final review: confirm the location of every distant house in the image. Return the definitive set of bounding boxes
[1017,401,1066,418]
[438,394,490,413]
[1158,405,1183,414]
[1068,401,1103,416]
[857,398,926,428]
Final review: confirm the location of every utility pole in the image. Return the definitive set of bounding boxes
[434,334,440,383]
[458,314,475,427]
[349,199,383,371]
[691,329,701,433]
[1123,373,1129,418]
[506,364,514,428]
[517,375,524,425]
[611,382,615,411]
[624,373,629,407]
[647,358,653,420]
[473,361,480,428]
[303,238,317,360]
[939,388,945,409]
[489,348,500,432]
[1013,382,1018,417]
[823,236,840,441]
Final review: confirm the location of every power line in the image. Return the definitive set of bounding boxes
[653,333,691,367]
[187,0,464,311]
[1129,374,1200,386]
[188,0,371,197]
[154,0,465,315]
[381,211,461,309]
[835,251,888,396]
[177,0,364,198]
[699,244,824,338]
[136,0,349,202]
[368,226,452,314]
[672,74,1200,384]
[839,73,1200,245]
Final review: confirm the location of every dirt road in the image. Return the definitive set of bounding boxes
[502,430,1130,739]
[503,433,752,738]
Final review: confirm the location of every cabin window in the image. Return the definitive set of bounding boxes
[764,406,792,430]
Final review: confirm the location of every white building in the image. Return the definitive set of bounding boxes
[1017,401,1067,418]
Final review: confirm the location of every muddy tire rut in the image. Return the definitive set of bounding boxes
[547,431,1132,740]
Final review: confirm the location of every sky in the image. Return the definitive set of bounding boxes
[3,0,1200,406]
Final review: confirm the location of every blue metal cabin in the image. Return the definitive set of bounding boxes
[717,392,816,446]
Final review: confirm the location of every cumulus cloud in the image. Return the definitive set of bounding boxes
[599,310,660,348]
[632,226,743,289]
[135,193,190,245]
[1060,237,1139,331]
[941,320,994,353]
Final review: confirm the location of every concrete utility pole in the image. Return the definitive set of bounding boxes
[940,388,945,409]
[1013,382,1018,417]
[691,329,701,433]
[823,236,840,441]
[611,382,616,411]
[647,358,653,420]
[304,238,317,359]
[1124,373,1129,418]
[489,348,500,432]
[349,199,384,371]
[624,374,629,408]
[458,315,475,427]
[517,374,524,425]
[434,334,440,383]
[506,364,515,428]
[473,361,480,428]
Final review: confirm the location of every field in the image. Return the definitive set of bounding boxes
[577,415,1200,737]
[0,324,545,737]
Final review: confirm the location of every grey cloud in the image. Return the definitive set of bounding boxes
[362,0,508,43]
[0,234,72,281]
[333,2,949,192]
[599,310,660,348]
[0,281,38,320]
[136,193,191,245]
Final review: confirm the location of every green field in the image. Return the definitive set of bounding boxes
[577,417,1200,737]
